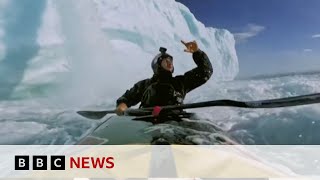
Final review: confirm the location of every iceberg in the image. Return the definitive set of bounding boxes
[0,0,238,104]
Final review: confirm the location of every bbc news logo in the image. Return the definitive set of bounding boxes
[15,155,65,170]
[15,155,115,170]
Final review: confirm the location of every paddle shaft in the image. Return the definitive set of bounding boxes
[77,93,320,119]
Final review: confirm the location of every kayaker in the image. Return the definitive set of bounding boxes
[116,40,213,116]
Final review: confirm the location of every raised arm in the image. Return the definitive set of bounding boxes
[180,40,213,93]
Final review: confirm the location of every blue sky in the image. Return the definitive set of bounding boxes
[176,0,320,77]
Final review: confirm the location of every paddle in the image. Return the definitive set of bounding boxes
[77,108,151,120]
[77,110,116,120]
[77,93,320,119]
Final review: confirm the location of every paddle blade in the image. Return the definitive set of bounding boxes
[77,110,114,120]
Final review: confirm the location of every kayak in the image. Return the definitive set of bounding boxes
[78,115,152,145]
[77,114,237,145]
[77,93,320,145]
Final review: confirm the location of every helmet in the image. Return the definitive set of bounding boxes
[151,47,173,74]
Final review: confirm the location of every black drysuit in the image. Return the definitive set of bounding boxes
[116,50,213,108]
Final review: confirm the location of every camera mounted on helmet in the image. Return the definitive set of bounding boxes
[151,47,174,74]
[157,47,173,63]
[159,47,167,54]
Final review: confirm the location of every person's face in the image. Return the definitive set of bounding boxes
[160,57,173,72]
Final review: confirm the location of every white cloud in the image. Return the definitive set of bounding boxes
[234,24,265,43]
[312,34,320,38]
[303,49,312,52]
